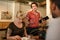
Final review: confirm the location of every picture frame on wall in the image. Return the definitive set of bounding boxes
[0,1,15,22]
[0,11,14,22]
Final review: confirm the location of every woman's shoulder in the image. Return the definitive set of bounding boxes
[10,22,14,24]
[8,22,14,29]
[9,22,15,26]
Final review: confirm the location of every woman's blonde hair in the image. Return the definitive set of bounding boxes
[16,11,23,19]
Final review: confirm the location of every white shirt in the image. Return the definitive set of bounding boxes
[46,17,60,40]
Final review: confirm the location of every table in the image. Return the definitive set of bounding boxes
[21,37,36,40]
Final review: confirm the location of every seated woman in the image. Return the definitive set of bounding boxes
[6,13,27,40]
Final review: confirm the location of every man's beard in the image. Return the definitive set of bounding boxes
[52,12,58,18]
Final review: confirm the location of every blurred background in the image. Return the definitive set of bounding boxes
[0,0,48,40]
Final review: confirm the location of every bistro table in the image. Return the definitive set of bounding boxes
[21,37,36,40]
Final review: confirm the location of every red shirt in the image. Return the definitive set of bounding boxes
[26,10,40,28]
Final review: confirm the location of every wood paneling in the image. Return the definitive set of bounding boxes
[0,22,11,29]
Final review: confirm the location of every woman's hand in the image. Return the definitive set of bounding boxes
[7,35,21,40]
[10,37,17,40]
[14,35,21,40]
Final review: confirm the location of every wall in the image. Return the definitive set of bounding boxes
[0,1,46,28]
[0,1,14,28]
[20,3,46,17]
